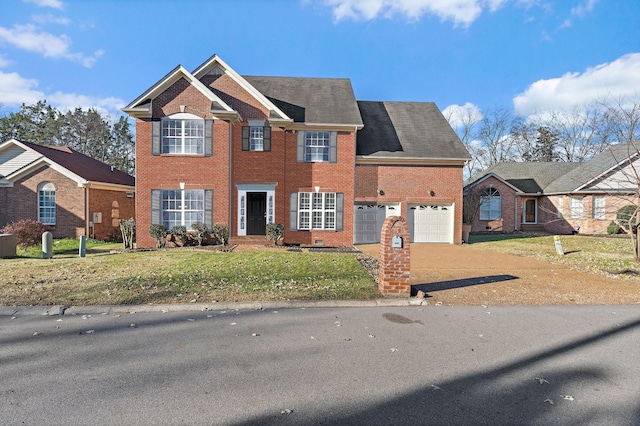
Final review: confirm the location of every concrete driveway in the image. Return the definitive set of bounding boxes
[357,244,640,305]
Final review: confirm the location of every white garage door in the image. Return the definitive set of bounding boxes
[412,205,453,243]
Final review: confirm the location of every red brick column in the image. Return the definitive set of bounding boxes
[378,216,411,296]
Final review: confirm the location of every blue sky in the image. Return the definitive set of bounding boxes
[1,0,638,127]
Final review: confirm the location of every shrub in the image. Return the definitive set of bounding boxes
[617,205,638,233]
[607,221,622,235]
[0,220,49,250]
[266,223,284,245]
[191,222,208,246]
[211,223,229,246]
[170,225,187,246]
[119,218,135,249]
[148,224,167,248]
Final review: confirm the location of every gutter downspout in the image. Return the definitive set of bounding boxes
[85,186,90,237]
[228,120,233,236]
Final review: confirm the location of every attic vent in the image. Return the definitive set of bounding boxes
[206,65,225,76]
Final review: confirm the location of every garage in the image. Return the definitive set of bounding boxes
[410,204,453,243]
[353,203,400,244]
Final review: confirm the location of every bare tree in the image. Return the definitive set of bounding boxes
[476,107,520,169]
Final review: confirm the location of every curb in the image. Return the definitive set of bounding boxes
[0,298,428,317]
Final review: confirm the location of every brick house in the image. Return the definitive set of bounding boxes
[0,139,135,240]
[464,142,638,235]
[123,54,470,248]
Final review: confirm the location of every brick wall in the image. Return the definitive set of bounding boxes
[469,177,517,233]
[3,166,85,238]
[544,194,636,235]
[88,188,135,240]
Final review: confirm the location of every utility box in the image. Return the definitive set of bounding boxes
[0,234,17,258]
[92,212,102,224]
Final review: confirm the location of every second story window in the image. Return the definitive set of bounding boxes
[297,131,337,163]
[151,113,212,156]
[242,121,271,151]
[162,118,204,154]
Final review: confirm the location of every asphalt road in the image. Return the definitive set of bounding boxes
[1,305,639,425]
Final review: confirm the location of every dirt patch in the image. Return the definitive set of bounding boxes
[358,244,640,306]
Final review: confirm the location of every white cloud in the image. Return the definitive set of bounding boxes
[0,23,102,68]
[571,0,598,17]
[513,53,640,116]
[32,14,72,25]
[0,70,124,115]
[0,53,12,68]
[442,102,483,128]
[0,71,44,106]
[321,0,508,26]
[22,0,64,9]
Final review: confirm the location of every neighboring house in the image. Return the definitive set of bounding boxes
[123,54,470,248]
[464,142,639,235]
[0,139,135,240]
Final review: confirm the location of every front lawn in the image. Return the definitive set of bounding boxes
[469,234,639,279]
[0,245,379,306]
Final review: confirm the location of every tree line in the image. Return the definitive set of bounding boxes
[445,95,640,178]
[0,100,135,175]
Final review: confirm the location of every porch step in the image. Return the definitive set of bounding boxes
[520,224,547,233]
[229,236,270,245]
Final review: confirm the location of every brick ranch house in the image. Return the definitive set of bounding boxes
[464,142,639,235]
[123,54,470,248]
[0,139,135,240]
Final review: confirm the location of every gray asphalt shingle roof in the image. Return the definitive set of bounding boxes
[467,143,638,194]
[356,101,470,160]
[545,143,638,193]
[243,76,363,126]
[467,162,580,193]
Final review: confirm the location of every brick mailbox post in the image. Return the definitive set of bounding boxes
[378,216,411,296]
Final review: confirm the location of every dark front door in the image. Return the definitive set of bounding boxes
[247,192,266,235]
[524,199,536,223]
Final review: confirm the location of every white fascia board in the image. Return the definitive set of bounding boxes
[356,156,468,167]
[123,65,234,117]
[288,123,363,132]
[192,55,290,121]
[85,181,135,191]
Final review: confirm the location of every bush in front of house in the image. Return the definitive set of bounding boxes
[211,223,229,246]
[148,224,167,248]
[266,223,284,245]
[191,222,208,246]
[169,225,188,246]
[1,219,50,250]
[617,205,638,233]
[607,221,622,235]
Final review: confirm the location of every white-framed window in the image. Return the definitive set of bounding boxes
[593,196,605,220]
[298,192,336,230]
[242,121,271,152]
[305,131,330,162]
[161,190,205,229]
[569,196,584,219]
[161,117,204,154]
[38,182,56,225]
[557,195,564,219]
[479,187,501,220]
[250,126,264,151]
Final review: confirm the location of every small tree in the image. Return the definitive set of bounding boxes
[191,222,208,246]
[169,225,187,246]
[211,223,229,246]
[119,218,135,249]
[0,220,49,250]
[148,224,167,248]
[266,223,284,245]
[463,186,485,225]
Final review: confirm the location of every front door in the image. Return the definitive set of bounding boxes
[524,199,537,223]
[247,192,266,235]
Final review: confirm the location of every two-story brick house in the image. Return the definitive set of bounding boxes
[124,55,470,248]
